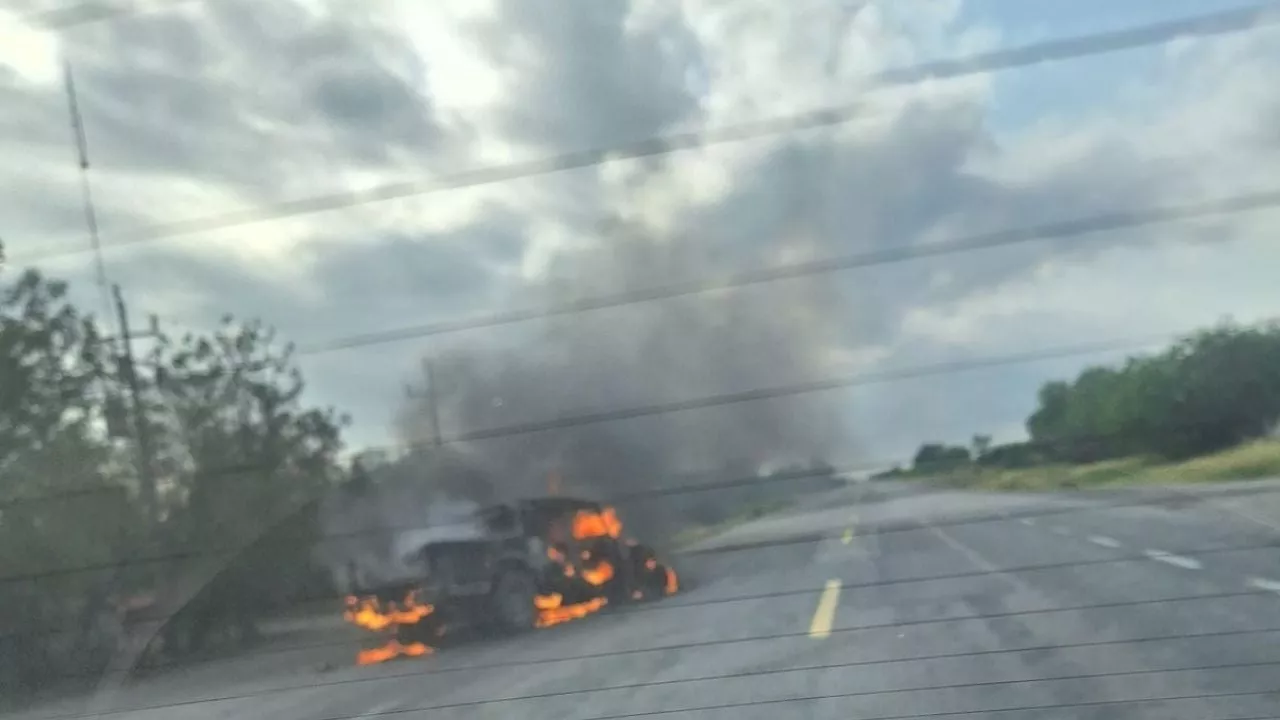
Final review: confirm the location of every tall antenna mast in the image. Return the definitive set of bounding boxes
[63,57,116,335]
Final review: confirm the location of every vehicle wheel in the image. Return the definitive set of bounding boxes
[396,615,443,646]
[627,544,669,600]
[641,562,670,598]
[489,567,538,634]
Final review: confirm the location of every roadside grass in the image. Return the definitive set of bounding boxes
[1141,438,1280,483]
[928,439,1280,491]
[670,498,794,549]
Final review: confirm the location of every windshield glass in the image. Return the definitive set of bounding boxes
[3,2,1280,719]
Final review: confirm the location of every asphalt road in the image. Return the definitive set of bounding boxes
[11,480,1280,720]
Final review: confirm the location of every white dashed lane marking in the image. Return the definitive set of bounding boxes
[1248,577,1280,594]
[1018,512,1280,596]
[1144,549,1202,570]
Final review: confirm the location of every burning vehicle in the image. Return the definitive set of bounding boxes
[334,496,677,664]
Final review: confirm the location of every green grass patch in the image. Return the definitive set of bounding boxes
[670,498,794,549]
[932,439,1280,491]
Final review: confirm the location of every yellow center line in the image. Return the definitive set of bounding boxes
[808,579,842,639]
[842,513,858,545]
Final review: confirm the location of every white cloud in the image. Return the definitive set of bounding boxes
[0,9,60,84]
[2,1,1279,461]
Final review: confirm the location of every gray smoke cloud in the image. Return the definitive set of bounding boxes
[314,446,495,594]
[393,215,854,538]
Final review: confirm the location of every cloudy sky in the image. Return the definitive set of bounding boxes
[2,0,1279,469]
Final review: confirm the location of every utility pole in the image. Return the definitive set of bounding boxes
[111,285,160,524]
[424,358,442,448]
[405,357,443,449]
[64,57,115,332]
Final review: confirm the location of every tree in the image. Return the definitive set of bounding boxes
[976,441,1041,469]
[1147,324,1280,457]
[0,259,140,689]
[140,318,348,654]
[971,434,992,460]
[911,443,970,474]
[1026,381,1070,443]
[1024,321,1280,462]
[1,243,352,687]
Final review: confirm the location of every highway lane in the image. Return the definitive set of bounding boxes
[9,480,1280,720]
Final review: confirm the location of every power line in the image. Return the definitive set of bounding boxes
[14,489,1280,682]
[57,550,1280,678]
[0,457,1142,586]
[308,659,1280,720]
[4,317,1274,570]
[533,692,1275,720]
[45,595,1276,719]
[14,5,1280,716]
[0,418,1260,579]
[15,4,1280,265]
[16,503,1279,648]
[9,480,1277,624]
[0,327,1187,513]
[441,335,1188,444]
[295,188,1280,354]
[26,0,199,30]
[1,285,1274,530]
[2,321,1273,620]
[12,199,1277,509]
[0,325,1200,535]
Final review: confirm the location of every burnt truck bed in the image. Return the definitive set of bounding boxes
[352,497,675,645]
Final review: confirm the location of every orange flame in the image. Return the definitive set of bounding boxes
[573,506,622,540]
[343,592,434,632]
[344,591,436,665]
[356,640,432,666]
[534,592,608,628]
[534,592,564,610]
[581,560,615,586]
[664,566,679,595]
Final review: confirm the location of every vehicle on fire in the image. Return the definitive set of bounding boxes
[344,497,677,653]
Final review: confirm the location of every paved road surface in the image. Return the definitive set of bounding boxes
[10,480,1280,720]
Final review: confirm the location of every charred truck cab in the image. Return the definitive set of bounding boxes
[370,497,675,649]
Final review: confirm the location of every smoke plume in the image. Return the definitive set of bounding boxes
[396,215,855,537]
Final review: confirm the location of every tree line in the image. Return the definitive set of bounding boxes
[0,242,350,693]
[890,321,1280,476]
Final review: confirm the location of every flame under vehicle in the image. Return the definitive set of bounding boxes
[342,497,676,657]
